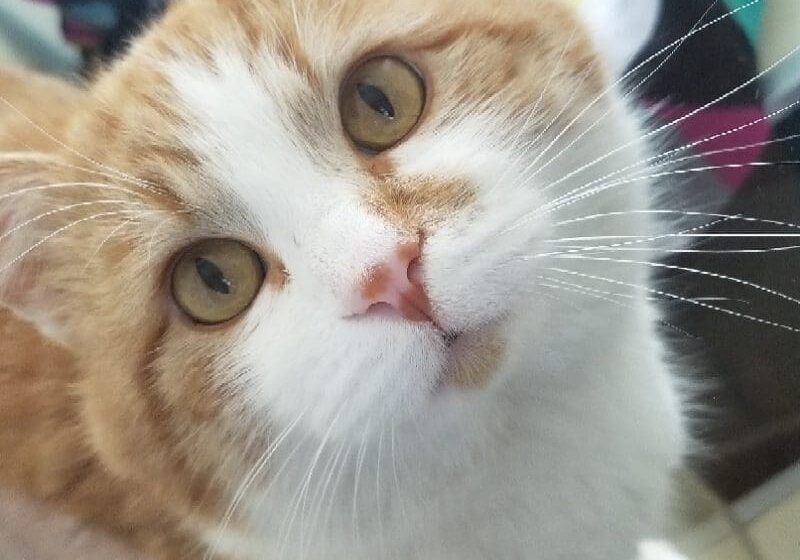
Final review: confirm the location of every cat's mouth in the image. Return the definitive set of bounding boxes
[436,323,506,390]
[442,330,461,348]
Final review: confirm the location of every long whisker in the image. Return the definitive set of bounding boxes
[547,245,800,255]
[542,160,800,219]
[550,234,800,242]
[536,278,700,339]
[546,267,800,333]
[0,199,140,246]
[532,212,747,259]
[543,125,800,215]
[553,255,800,306]
[307,438,348,548]
[0,95,159,191]
[204,409,307,560]
[0,181,154,203]
[502,25,579,160]
[0,210,144,275]
[529,32,800,200]
[0,146,172,200]
[537,275,638,300]
[510,0,736,186]
[500,121,800,238]
[509,64,595,180]
[553,210,800,231]
[540,97,800,213]
[351,419,371,547]
[390,420,405,523]
[281,407,343,558]
[323,442,353,543]
[82,215,141,273]
[249,428,314,518]
[374,425,386,557]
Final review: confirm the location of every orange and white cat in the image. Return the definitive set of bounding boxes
[0,1,689,558]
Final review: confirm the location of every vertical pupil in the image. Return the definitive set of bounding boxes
[356,83,395,119]
[195,257,232,294]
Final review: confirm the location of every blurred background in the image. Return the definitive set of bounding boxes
[0,0,798,559]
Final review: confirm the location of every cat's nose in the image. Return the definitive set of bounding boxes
[348,240,434,323]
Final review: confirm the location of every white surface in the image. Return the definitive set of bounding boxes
[0,0,80,74]
[758,0,800,115]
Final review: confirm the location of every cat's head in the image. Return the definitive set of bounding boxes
[0,0,654,515]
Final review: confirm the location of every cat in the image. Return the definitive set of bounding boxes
[0,0,694,558]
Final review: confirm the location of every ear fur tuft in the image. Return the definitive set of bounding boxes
[578,0,662,77]
[0,153,72,343]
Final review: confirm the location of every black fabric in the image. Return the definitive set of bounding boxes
[631,0,760,106]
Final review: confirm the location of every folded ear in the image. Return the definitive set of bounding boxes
[578,0,662,77]
[0,153,74,343]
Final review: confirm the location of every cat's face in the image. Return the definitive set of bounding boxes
[1,0,651,511]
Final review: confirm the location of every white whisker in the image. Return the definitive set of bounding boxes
[323,443,352,542]
[204,410,308,560]
[82,214,143,274]
[553,210,800,231]
[0,181,153,203]
[542,160,800,219]
[533,37,800,202]
[0,94,159,191]
[0,199,140,246]
[510,0,741,188]
[554,255,800,306]
[307,439,347,547]
[351,420,371,547]
[0,210,144,275]
[281,406,343,559]
[542,100,800,212]
[546,267,800,333]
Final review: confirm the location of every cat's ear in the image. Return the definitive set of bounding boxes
[578,0,662,77]
[0,153,73,344]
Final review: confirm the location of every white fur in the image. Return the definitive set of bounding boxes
[580,0,662,76]
[160,8,688,560]
[638,541,689,560]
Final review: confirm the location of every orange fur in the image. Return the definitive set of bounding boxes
[0,1,603,558]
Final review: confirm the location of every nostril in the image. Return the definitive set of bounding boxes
[407,256,424,287]
[348,238,435,323]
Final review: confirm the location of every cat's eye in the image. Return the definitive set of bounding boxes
[171,239,265,325]
[340,56,426,152]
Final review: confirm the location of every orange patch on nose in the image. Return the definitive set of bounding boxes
[396,241,421,264]
[365,177,477,233]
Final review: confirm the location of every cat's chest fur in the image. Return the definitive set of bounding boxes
[204,305,685,560]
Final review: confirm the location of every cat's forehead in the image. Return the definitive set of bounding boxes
[158,0,587,55]
[150,0,601,94]
[124,0,602,113]
[87,0,604,231]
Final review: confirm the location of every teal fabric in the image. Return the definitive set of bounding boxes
[723,0,764,44]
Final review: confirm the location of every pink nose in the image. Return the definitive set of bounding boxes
[349,241,434,323]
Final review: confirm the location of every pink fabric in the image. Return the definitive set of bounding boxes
[657,105,771,190]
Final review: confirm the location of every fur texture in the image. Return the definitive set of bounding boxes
[0,1,687,558]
